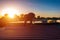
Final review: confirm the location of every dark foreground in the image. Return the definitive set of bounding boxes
[0,23,60,40]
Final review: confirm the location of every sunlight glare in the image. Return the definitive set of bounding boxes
[1,8,19,18]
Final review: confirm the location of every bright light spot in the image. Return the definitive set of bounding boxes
[1,7,19,18]
[48,20,53,23]
[57,20,60,23]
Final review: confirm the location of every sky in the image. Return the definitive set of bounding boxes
[0,0,60,17]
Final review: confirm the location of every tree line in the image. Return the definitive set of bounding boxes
[0,12,60,27]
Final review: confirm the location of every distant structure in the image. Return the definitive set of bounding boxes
[35,17,60,23]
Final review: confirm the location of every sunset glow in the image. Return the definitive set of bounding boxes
[1,7,19,18]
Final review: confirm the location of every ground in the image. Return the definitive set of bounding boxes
[0,23,60,40]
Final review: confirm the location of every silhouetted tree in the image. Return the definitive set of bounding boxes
[40,17,46,20]
[3,13,9,22]
[0,13,9,27]
[14,14,20,21]
[24,12,35,24]
[19,14,24,21]
[46,17,51,19]
[37,16,40,19]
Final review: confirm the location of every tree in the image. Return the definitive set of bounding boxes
[24,12,35,24]
[37,16,40,19]
[3,13,9,22]
[19,14,24,21]
[0,13,9,27]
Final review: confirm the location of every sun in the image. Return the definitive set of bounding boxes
[1,7,19,18]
